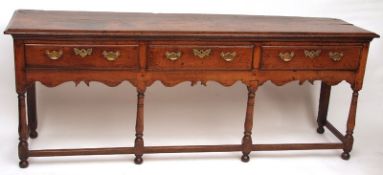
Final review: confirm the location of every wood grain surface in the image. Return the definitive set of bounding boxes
[4,10,379,38]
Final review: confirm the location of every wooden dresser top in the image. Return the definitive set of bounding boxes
[4,10,379,39]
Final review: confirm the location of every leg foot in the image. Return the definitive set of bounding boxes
[316,126,325,134]
[19,160,29,168]
[241,155,250,162]
[134,156,143,164]
[340,91,358,161]
[341,152,350,160]
[241,86,256,164]
[27,83,38,139]
[29,130,38,139]
[317,82,331,134]
[17,93,30,168]
[134,90,145,165]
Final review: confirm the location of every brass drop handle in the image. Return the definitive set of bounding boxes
[329,51,343,61]
[193,49,211,58]
[165,51,182,61]
[220,51,236,62]
[45,50,63,60]
[103,51,120,61]
[279,51,295,62]
[74,48,92,58]
[304,50,321,58]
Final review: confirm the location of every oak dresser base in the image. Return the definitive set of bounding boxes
[20,81,355,167]
[4,10,378,168]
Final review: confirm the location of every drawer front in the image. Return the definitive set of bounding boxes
[148,45,253,70]
[25,44,139,68]
[260,46,362,70]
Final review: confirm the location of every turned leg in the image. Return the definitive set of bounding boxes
[316,82,331,134]
[341,90,359,160]
[134,89,145,164]
[241,86,256,162]
[18,92,29,168]
[27,83,38,138]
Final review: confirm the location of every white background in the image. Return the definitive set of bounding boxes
[0,0,382,174]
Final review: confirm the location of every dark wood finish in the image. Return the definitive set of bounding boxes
[241,86,257,162]
[144,145,242,153]
[148,45,253,70]
[17,93,29,168]
[316,82,331,134]
[27,83,38,138]
[29,147,135,157]
[134,89,145,164]
[325,122,345,141]
[25,44,139,69]
[28,143,343,157]
[4,10,378,167]
[13,39,29,168]
[342,91,359,160]
[5,10,378,39]
[252,143,343,151]
[261,45,362,70]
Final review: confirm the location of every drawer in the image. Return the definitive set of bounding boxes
[25,44,139,69]
[148,45,253,70]
[260,46,362,70]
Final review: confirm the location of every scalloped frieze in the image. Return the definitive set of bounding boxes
[28,74,356,91]
[144,78,262,88]
[30,79,138,88]
[262,79,354,87]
